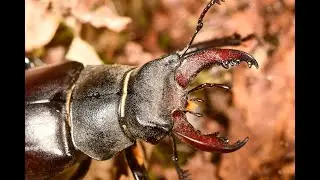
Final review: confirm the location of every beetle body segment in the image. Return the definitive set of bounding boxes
[25,61,86,179]
[70,64,135,160]
[25,61,138,178]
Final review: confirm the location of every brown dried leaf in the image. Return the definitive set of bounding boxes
[218,15,295,180]
[71,3,131,32]
[182,152,217,180]
[116,42,154,66]
[25,0,61,52]
[151,151,217,180]
[83,160,114,180]
[118,174,132,180]
[65,37,103,66]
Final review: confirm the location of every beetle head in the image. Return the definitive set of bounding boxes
[123,47,258,153]
[124,53,185,144]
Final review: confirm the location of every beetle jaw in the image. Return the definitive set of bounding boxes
[168,90,250,153]
[171,111,249,153]
[175,48,259,88]
[169,48,258,153]
[167,90,249,153]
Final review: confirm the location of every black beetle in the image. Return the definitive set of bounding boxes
[25,0,259,179]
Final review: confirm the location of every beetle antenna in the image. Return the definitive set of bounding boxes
[188,83,230,94]
[179,0,225,58]
[171,135,191,180]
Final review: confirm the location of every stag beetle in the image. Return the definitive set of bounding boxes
[25,0,259,179]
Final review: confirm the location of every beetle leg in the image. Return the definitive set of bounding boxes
[25,57,35,70]
[125,142,149,180]
[25,57,47,70]
[69,158,92,180]
[172,111,248,153]
[188,83,230,94]
[171,135,191,180]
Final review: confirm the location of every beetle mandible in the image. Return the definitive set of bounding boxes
[25,0,259,179]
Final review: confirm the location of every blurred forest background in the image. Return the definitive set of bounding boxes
[25,0,295,179]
